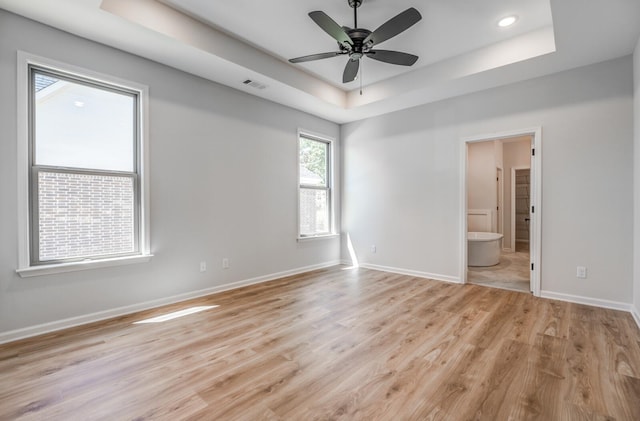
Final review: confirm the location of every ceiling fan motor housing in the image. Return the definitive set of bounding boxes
[340,28,372,58]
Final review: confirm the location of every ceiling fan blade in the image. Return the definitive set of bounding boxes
[363,7,422,46]
[343,58,360,83]
[309,11,354,47]
[289,52,342,63]
[365,50,419,66]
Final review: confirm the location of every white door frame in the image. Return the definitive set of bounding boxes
[511,166,530,252]
[460,127,542,296]
[496,167,504,237]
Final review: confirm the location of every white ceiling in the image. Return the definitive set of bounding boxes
[0,0,639,124]
[162,0,553,88]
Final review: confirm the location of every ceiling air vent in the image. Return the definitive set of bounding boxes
[242,79,267,90]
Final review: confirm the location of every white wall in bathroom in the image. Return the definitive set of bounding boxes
[467,140,497,231]
[502,138,532,250]
[342,56,633,303]
[494,140,504,168]
[466,136,530,250]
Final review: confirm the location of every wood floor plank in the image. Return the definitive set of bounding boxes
[507,334,569,420]
[1,266,639,420]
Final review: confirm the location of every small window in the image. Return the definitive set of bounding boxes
[298,134,333,237]
[23,62,147,268]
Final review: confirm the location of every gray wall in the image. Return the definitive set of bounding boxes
[342,56,634,303]
[0,11,340,335]
[634,37,640,316]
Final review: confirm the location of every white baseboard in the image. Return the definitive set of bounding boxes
[540,290,632,312]
[0,260,341,345]
[358,263,462,284]
[632,305,640,330]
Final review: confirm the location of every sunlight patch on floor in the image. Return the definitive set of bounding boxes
[133,305,218,324]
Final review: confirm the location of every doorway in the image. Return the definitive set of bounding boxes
[461,128,541,296]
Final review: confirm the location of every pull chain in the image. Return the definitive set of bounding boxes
[359,60,363,95]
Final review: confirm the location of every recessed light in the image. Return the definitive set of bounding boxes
[73,101,85,108]
[498,15,518,28]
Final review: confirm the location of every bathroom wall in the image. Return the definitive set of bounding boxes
[467,136,530,248]
[502,138,532,250]
[494,140,504,168]
[467,140,498,231]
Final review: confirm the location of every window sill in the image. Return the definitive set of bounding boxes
[297,234,340,242]
[16,254,153,278]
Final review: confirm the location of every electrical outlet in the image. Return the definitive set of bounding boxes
[576,266,587,279]
[371,245,376,253]
[222,258,230,269]
[200,261,207,272]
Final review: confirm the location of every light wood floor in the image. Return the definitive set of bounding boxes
[1,266,640,420]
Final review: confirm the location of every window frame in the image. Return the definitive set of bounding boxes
[297,130,336,240]
[16,52,152,277]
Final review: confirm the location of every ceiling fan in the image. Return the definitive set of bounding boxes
[289,0,422,83]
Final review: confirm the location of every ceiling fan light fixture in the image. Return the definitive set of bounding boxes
[498,15,518,28]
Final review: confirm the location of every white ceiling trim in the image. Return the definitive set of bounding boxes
[101,0,345,107]
[346,26,556,109]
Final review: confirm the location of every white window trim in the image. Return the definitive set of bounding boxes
[16,51,152,277]
[297,233,340,242]
[297,129,337,241]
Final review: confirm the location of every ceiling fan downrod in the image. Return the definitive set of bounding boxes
[348,0,363,28]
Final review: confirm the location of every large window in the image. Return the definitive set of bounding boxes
[298,134,333,237]
[17,53,150,275]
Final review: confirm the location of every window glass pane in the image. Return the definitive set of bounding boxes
[33,72,135,172]
[299,137,327,186]
[38,171,135,261]
[299,188,329,236]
